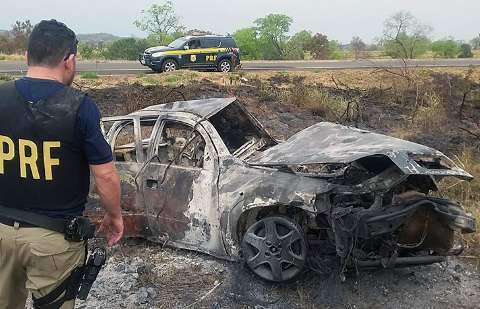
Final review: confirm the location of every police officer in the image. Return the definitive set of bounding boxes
[0,20,123,309]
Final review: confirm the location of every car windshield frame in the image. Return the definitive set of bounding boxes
[168,38,188,49]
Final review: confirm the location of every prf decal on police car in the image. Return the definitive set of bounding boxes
[0,135,60,181]
[206,55,217,61]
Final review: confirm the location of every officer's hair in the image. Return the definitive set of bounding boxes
[27,19,78,67]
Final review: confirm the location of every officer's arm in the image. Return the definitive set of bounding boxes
[91,162,123,246]
[78,97,123,246]
[91,162,121,218]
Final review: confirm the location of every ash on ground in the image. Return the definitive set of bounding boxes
[75,239,480,309]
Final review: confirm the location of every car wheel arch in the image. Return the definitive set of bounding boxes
[161,57,179,69]
[216,55,232,65]
[216,56,234,72]
[234,204,311,245]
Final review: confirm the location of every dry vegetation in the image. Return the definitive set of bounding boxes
[2,67,479,255]
[75,67,480,255]
[0,53,25,61]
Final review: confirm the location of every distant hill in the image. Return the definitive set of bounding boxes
[77,33,122,43]
[0,30,9,37]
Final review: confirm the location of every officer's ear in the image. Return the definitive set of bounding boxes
[64,53,76,71]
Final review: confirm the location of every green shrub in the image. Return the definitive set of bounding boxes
[0,74,14,82]
[80,72,99,79]
[78,42,95,60]
[459,43,474,58]
[103,38,151,60]
[432,39,460,58]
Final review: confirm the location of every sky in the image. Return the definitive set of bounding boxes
[0,0,478,43]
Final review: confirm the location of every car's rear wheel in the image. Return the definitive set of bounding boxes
[217,59,232,73]
[162,59,178,72]
[241,216,307,282]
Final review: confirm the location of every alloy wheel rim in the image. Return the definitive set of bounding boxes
[242,217,306,282]
[221,62,231,72]
[165,62,176,72]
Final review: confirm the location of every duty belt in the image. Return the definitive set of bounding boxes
[0,205,95,241]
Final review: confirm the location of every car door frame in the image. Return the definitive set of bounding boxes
[183,38,204,68]
[200,37,222,69]
[139,112,228,257]
[86,114,163,238]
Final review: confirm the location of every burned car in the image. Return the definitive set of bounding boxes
[86,97,476,282]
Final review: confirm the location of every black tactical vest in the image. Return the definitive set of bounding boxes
[0,81,90,213]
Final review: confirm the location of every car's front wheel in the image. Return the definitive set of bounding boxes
[241,216,307,282]
[217,59,232,73]
[162,59,178,73]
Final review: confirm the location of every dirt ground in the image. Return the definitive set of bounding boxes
[71,69,480,309]
[76,239,480,309]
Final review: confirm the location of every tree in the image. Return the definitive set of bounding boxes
[134,1,185,45]
[10,20,33,53]
[254,14,293,59]
[328,40,347,60]
[350,36,367,59]
[78,42,95,59]
[103,38,151,60]
[0,35,14,54]
[233,27,261,60]
[470,34,480,50]
[285,30,312,60]
[382,11,432,59]
[305,33,329,60]
[458,43,474,58]
[186,29,213,36]
[431,39,460,58]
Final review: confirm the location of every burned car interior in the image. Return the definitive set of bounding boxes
[88,97,476,283]
[157,121,206,168]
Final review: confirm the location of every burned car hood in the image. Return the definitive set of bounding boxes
[249,122,473,180]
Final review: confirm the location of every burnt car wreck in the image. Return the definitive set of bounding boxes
[87,97,476,282]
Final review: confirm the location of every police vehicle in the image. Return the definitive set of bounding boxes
[139,35,240,73]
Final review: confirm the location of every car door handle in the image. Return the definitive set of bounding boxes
[146,179,158,189]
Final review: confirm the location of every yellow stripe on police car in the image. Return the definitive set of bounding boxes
[152,48,228,58]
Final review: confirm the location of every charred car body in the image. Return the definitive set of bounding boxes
[87,98,476,282]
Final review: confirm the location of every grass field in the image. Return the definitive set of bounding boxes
[1,50,479,62]
[1,67,479,253]
[0,53,25,61]
[72,68,480,257]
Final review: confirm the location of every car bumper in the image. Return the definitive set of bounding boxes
[139,54,153,67]
[364,198,476,235]
[329,197,476,262]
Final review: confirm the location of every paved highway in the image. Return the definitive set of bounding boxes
[1,58,479,75]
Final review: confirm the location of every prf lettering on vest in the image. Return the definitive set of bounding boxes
[0,135,61,181]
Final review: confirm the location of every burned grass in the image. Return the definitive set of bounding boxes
[441,147,480,256]
[78,68,480,254]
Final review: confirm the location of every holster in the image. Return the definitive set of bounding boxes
[32,267,85,309]
[32,247,107,309]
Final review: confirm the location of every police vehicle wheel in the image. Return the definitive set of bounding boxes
[162,59,177,72]
[218,59,232,73]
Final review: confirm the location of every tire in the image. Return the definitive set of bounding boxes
[241,216,307,282]
[217,59,233,73]
[151,66,162,73]
[162,59,178,73]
